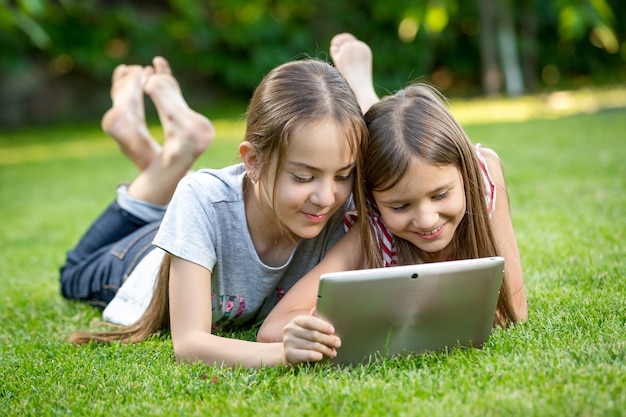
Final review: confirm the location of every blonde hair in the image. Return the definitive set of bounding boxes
[70,59,368,344]
[357,83,517,326]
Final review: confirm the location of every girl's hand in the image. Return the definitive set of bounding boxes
[283,310,341,365]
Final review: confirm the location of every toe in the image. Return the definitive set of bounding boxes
[111,64,128,82]
[330,33,358,49]
[153,56,172,74]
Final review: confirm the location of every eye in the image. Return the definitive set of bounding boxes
[335,171,354,181]
[293,175,313,183]
[432,190,448,201]
[390,204,409,212]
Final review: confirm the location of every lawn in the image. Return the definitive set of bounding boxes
[1,87,625,416]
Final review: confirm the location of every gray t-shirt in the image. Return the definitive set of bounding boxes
[153,163,348,331]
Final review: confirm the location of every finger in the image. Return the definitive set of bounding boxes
[284,318,340,349]
[284,328,341,352]
[292,314,335,335]
[284,343,338,365]
[284,330,340,353]
[285,347,325,365]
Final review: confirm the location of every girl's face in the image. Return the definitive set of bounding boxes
[372,158,466,260]
[264,119,356,239]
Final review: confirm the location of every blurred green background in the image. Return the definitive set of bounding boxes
[1,0,624,128]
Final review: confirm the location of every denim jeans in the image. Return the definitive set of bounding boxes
[60,200,161,307]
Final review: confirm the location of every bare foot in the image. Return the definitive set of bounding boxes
[142,57,215,168]
[101,64,161,171]
[330,33,379,114]
[126,57,215,206]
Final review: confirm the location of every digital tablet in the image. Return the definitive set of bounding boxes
[316,257,505,365]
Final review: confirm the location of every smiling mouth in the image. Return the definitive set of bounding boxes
[415,224,444,237]
[303,211,328,220]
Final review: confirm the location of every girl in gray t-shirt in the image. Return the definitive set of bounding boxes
[62,55,367,368]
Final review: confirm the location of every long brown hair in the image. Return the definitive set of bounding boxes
[357,83,518,326]
[70,58,368,344]
[70,254,171,343]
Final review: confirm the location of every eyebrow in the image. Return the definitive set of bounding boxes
[285,161,356,172]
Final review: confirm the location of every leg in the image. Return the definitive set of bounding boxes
[60,200,161,305]
[330,33,379,114]
[127,57,215,206]
[101,64,162,171]
[61,57,214,304]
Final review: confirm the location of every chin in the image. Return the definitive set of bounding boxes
[294,225,325,240]
[411,239,451,255]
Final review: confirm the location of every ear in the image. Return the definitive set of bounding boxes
[239,141,259,181]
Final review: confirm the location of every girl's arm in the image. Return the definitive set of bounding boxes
[168,255,288,368]
[482,148,528,321]
[257,227,363,359]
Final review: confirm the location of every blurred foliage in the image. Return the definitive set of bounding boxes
[0,0,624,121]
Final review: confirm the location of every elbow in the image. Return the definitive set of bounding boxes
[504,295,528,325]
[513,286,528,323]
[515,300,528,323]
[171,333,202,363]
[256,323,280,343]
[258,314,292,343]
[256,329,270,343]
[172,338,191,363]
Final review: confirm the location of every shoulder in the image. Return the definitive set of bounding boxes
[178,164,246,202]
[475,145,500,167]
[184,164,246,186]
[475,145,505,187]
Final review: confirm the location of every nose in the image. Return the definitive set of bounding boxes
[309,178,336,208]
[412,203,438,230]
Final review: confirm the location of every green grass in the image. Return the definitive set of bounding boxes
[1,87,625,416]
